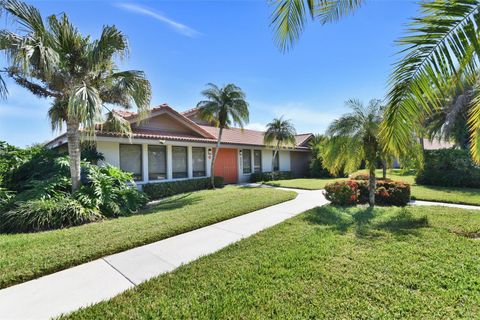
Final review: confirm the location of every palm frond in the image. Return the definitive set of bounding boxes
[270,0,363,51]
[382,0,480,158]
[317,0,363,25]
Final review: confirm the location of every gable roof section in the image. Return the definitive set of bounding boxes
[113,104,216,139]
[295,133,314,147]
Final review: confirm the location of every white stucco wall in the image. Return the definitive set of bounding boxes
[96,138,295,185]
[95,138,213,185]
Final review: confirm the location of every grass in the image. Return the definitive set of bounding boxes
[266,169,480,206]
[65,205,480,319]
[0,186,296,289]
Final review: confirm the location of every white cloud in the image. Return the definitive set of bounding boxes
[245,122,266,131]
[116,3,202,38]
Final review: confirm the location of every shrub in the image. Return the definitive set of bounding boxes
[143,176,224,200]
[250,171,293,182]
[416,148,480,188]
[309,158,332,178]
[0,196,101,233]
[0,188,15,211]
[357,180,411,206]
[75,165,148,217]
[324,180,359,206]
[325,180,410,207]
[350,173,369,180]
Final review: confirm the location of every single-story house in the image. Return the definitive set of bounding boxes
[46,104,313,185]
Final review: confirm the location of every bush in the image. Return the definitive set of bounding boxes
[0,152,148,232]
[357,180,410,206]
[308,158,332,178]
[324,181,359,206]
[143,177,224,200]
[416,148,480,188]
[350,173,369,180]
[0,188,15,211]
[75,165,148,217]
[325,180,410,207]
[0,196,101,233]
[250,171,293,183]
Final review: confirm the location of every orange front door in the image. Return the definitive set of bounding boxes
[213,148,238,184]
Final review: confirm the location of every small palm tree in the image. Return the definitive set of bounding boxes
[264,117,296,172]
[197,83,249,188]
[323,99,383,207]
[0,0,151,192]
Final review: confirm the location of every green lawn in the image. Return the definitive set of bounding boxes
[0,186,296,289]
[266,169,480,206]
[65,205,480,319]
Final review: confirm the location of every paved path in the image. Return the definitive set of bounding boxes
[0,188,327,320]
[409,199,480,210]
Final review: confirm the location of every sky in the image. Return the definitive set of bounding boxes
[0,0,419,147]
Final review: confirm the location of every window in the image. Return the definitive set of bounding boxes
[192,147,206,177]
[254,150,262,173]
[148,145,166,181]
[172,146,188,178]
[273,151,279,171]
[242,149,252,174]
[119,144,142,181]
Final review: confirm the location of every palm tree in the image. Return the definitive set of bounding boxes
[264,117,296,172]
[197,83,249,188]
[382,1,480,162]
[0,0,151,192]
[270,0,364,51]
[322,99,383,207]
[422,77,475,151]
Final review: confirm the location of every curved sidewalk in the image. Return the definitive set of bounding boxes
[0,188,328,320]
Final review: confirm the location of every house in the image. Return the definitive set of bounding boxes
[46,104,313,185]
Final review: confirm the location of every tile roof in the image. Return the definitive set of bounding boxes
[198,125,311,149]
[47,104,312,150]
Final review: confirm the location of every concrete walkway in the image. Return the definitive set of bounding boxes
[0,188,327,320]
[409,199,480,210]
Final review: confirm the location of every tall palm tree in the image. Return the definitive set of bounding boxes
[270,0,364,51]
[197,83,249,188]
[382,1,480,162]
[264,117,296,172]
[323,99,383,207]
[0,0,151,192]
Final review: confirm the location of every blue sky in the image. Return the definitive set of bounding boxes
[0,0,418,147]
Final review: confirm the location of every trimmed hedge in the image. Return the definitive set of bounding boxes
[142,177,224,200]
[324,180,359,206]
[324,180,410,206]
[416,149,480,188]
[250,171,293,183]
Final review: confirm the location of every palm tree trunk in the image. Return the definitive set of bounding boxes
[210,127,224,189]
[271,141,280,173]
[382,160,387,180]
[368,166,376,208]
[66,120,82,192]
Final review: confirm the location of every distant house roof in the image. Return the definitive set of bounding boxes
[45,104,313,151]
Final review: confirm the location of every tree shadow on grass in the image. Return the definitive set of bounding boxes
[303,205,428,238]
[140,193,200,215]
